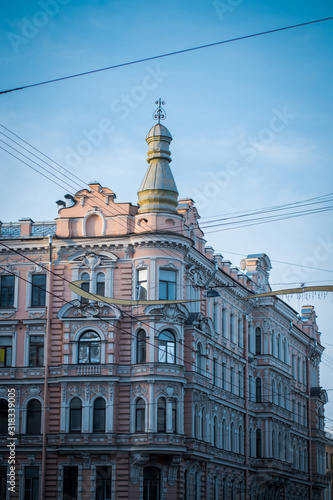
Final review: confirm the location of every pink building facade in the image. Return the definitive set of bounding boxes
[0,119,329,499]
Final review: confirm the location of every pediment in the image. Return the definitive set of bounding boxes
[144,303,189,323]
[57,300,122,321]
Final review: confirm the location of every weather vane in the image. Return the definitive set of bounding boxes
[153,98,166,123]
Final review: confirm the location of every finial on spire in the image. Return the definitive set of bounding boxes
[153,98,166,124]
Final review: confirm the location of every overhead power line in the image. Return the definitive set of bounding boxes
[1,16,333,95]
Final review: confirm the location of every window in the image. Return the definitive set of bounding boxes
[63,466,78,500]
[96,466,111,500]
[255,327,261,355]
[0,399,8,434]
[221,308,226,338]
[157,398,166,432]
[230,422,235,452]
[249,375,253,402]
[24,466,39,500]
[213,416,218,447]
[159,269,176,300]
[136,329,146,364]
[93,398,106,432]
[238,318,243,347]
[213,302,219,332]
[31,275,46,307]
[255,378,262,403]
[201,408,206,441]
[213,358,217,385]
[69,398,82,433]
[0,336,12,367]
[230,367,234,393]
[171,399,177,433]
[292,354,296,377]
[222,363,226,390]
[194,406,199,438]
[196,343,203,375]
[135,398,145,432]
[222,420,227,450]
[277,334,281,360]
[229,313,234,342]
[80,272,90,304]
[143,467,160,500]
[78,331,101,364]
[256,429,262,458]
[158,331,175,364]
[27,399,41,434]
[29,336,44,367]
[0,275,15,307]
[239,425,244,455]
[136,269,147,300]
[239,369,244,397]
[96,273,105,296]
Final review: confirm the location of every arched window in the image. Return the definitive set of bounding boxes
[230,422,235,452]
[201,408,206,441]
[255,327,261,355]
[0,399,8,434]
[158,331,175,364]
[284,385,288,409]
[239,425,244,455]
[283,339,287,362]
[96,272,105,296]
[157,398,166,432]
[93,398,106,432]
[256,378,262,403]
[27,399,41,434]
[213,416,218,447]
[249,429,253,457]
[69,398,82,433]
[256,429,262,458]
[80,272,90,304]
[135,398,145,432]
[229,313,234,342]
[196,342,203,375]
[222,420,227,450]
[78,331,101,364]
[272,429,275,457]
[136,329,146,364]
[277,382,282,407]
[194,406,199,439]
[278,431,282,459]
[238,318,243,347]
[276,334,281,359]
[171,399,177,433]
[271,330,275,356]
[143,467,160,500]
[271,379,276,404]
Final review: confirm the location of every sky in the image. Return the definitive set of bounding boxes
[0,0,333,418]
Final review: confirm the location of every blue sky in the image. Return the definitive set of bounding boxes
[1,0,333,418]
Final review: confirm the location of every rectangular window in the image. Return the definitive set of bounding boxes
[159,269,176,300]
[230,313,234,342]
[29,336,44,367]
[96,466,111,500]
[238,318,243,347]
[31,275,46,307]
[136,269,147,300]
[213,358,217,386]
[221,309,226,338]
[63,466,78,500]
[0,336,12,367]
[230,367,234,393]
[239,370,244,397]
[222,363,226,390]
[24,466,39,500]
[0,275,15,307]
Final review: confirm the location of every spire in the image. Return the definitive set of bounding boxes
[137,100,179,214]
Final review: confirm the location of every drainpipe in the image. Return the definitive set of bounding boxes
[41,235,53,499]
[244,315,249,500]
[307,353,313,499]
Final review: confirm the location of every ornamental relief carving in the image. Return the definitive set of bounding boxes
[89,384,109,400]
[21,385,43,400]
[155,383,180,397]
[144,303,189,323]
[133,384,148,398]
[65,384,85,401]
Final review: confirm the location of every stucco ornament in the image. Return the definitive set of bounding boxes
[144,303,189,323]
[168,456,181,486]
[83,251,101,270]
[130,454,149,484]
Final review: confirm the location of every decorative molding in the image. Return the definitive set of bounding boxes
[168,456,181,486]
[144,303,189,323]
[130,454,149,484]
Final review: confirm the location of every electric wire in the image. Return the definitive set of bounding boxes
[0,255,326,427]
[1,16,333,95]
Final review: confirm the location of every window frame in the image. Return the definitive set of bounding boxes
[78,331,101,364]
[157,397,166,433]
[96,466,112,500]
[0,275,15,308]
[26,399,42,435]
[93,397,106,433]
[158,268,177,301]
[136,268,148,300]
[29,335,44,367]
[135,398,145,433]
[136,329,146,364]
[69,398,82,433]
[0,336,12,368]
[158,330,176,364]
[30,274,47,308]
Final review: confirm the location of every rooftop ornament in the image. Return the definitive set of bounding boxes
[153,98,166,124]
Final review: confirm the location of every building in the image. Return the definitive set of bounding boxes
[0,112,329,499]
[325,432,333,499]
